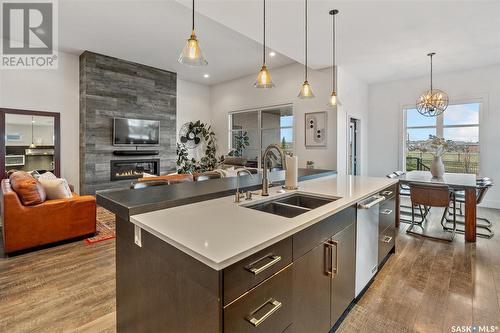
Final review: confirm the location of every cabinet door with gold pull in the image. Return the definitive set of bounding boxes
[330,223,356,325]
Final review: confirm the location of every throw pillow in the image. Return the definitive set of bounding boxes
[38,178,73,200]
[37,171,57,180]
[9,171,47,205]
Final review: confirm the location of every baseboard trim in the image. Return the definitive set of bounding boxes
[480,199,500,210]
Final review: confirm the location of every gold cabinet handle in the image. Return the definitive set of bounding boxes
[381,190,393,197]
[324,240,338,279]
[382,235,393,243]
[381,209,393,215]
[246,255,282,275]
[246,298,282,327]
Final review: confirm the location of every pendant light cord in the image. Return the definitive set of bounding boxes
[263,0,266,65]
[430,53,433,91]
[192,0,195,32]
[31,116,34,145]
[305,0,308,81]
[332,11,336,91]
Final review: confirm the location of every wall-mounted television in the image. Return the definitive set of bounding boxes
[113,118,160,146]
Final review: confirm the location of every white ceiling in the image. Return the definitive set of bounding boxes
[59,0,294,85]
[58,0,500,86]
[185,0,500,84]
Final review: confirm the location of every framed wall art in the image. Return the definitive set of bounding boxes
[305,111,327,148]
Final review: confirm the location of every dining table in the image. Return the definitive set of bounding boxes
[395,170,478,242]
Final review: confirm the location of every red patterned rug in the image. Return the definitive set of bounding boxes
[85,207,116,244]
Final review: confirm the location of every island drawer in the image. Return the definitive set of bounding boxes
[223,237,292,306]
[378,225,395,265]
[224,265,292,333]
[379,198,396,231]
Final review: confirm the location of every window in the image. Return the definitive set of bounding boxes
[229,105,294,168]
[404,102,480,174]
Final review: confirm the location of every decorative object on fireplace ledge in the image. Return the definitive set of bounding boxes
[176,121,223,174]
[305,111,327,148]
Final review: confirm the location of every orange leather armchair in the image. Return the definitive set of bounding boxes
[1,179,97,254]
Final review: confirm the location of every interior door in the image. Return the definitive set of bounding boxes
[330,223,356,325]
[348,118,360,176]
[292,243,331,333]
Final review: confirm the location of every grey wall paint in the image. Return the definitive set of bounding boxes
[80,51,177,194]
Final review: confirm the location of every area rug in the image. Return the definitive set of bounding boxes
[85,207,116,244]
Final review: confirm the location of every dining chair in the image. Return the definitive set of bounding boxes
[444,178,494,238]
[407,183,456,241]
[386,171,428,224]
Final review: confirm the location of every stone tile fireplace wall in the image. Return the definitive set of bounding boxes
[79,51,177,194]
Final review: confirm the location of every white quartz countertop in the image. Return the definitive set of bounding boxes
[130,175,398,270]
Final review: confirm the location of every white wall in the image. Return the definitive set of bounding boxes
[326,67,370,176]
[0,51,80,191]
[176,78,212,160]
[367,65,500,208]
[209,63,369,173]
[210,63,339,170]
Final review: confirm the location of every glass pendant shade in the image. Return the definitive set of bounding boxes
[298,0,314,99]
[178,31,207,66]
[329,91,337,106]
[254,64,275,88]
[328,10,340,107]
[298,80,314,99]
[254,0,274,89]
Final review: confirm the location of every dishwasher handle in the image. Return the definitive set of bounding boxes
[357,195,385,209]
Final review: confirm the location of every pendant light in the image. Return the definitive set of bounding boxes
[178,0,207,66]
[298,0,314,98]
[29,116,36,149]
[328,9,339,106]
[416,52,449,117]
[254,0,275,88]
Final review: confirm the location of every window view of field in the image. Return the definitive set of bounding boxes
[405,103,480,175]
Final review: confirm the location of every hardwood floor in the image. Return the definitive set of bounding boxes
[1,207,500,333]
[0,238,116,333]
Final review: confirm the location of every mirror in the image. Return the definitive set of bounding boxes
[1,109,60,179]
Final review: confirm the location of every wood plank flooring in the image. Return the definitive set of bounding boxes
[1,206,500,333]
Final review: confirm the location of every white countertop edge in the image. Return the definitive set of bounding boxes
[130,177,398,271]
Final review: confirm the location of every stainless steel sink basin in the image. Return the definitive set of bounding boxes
[245,193,338,218]
[275,193,336,210]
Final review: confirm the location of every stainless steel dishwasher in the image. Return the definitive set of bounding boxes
[355,195,385,296]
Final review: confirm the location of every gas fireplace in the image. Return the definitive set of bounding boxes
[110,159,160,181]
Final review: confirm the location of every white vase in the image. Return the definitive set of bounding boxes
[430,156,445,178]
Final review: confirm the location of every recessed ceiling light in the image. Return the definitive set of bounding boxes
[269,51,276,57]
[204,74,210,78]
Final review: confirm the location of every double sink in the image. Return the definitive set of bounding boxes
[244,193,339,218]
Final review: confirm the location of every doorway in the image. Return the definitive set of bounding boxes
[348,117,360,175]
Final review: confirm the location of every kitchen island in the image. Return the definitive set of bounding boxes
[97,170,398,333]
